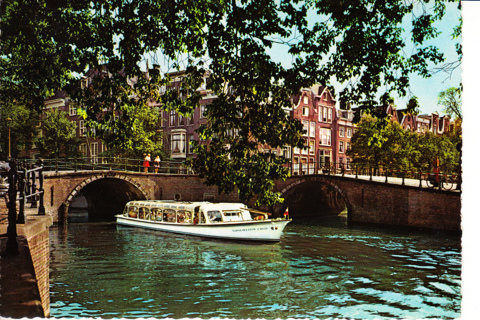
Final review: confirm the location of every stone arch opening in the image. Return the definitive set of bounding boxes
[276,177,352,222]
[66,175,148,222]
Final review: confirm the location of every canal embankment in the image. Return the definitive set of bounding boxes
[0,201,53,318]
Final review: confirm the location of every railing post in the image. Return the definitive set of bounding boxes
[17,168,26,224]
[38,161,45,215]
[5,160,18,255]
[31,167,37,208]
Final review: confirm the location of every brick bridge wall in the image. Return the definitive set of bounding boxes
[44,171,461,231]
[275,175,461,231]
[43,171,239,223]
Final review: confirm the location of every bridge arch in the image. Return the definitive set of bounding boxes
[277,176,353,218]
[65,172,150,222]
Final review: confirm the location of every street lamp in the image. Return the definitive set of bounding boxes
[6,117,12,159]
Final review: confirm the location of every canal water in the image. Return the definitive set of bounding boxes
[49,216,461,319]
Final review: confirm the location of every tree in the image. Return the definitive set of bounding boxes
[1,0,462,205]
[438,87,462,120]
[348,113,460,174]
[0,102,40,159]
[35,108,80,159]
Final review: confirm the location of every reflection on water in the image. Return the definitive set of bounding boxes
[49,216,461,319]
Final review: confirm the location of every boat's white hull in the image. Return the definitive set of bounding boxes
[115,215,291,241]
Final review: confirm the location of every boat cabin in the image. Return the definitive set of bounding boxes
[122,201,255,224]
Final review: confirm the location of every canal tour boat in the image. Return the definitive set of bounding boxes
[115,200,291,242]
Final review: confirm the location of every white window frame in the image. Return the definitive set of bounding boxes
[302,120,308,136]
[347,127,352,138]
[69,105,77,116]
[309,121,315,138]
[79,120,86,137]
[339,141,345,153]
[90,142,98,163]
[302,106,309,117]
[339,127,345,137]
[320,128,331,146]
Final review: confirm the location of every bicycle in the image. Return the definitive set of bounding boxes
[425,173,455,191]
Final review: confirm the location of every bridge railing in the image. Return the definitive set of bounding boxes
[284,161,461,191]
[22,157,195,175]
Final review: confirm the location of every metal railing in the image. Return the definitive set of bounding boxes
[285,161,461,191]
[1,160,45,255]
[16,158,460,191]
[22,157,194,175]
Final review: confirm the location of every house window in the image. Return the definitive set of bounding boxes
[323,107,327,122]
[293,147,301,155]
[293,157,300,175]
[188,134,195,154]
[170,110,176,126]
[318,107,323,122]
[347,128,352,138]
[282,146,291,159]
[328,108,333,123]
[200,104,207,118]
[309,140,315,155]
[69,105,77,116]
[309,121,315,138]
[171,130,186,158]
[90,142,98,163]
[302,145,308,155]
[339,127,345,137]
[320,128,331,146]
[79,143,87,157]
[303,95,308,105]
[318,150,331,168]
[303,106,309,117]
[347,142,351,150]
[102,144,108,164]
[347,158,351,169]
[79,120,86,136]
[302,120,308,136]
[339,141,345,153]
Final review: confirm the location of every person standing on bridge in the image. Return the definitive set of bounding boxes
[154,156,161,173]
[143,154,151,173]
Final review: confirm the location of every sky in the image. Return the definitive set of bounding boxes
[267,1,462,116]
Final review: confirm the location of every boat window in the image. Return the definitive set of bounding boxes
[127,206,138,218]
[163,209,176,222]
[207,210,223,222]
[139,207,150,219]
[200,211,206,224]
[151,208,161,221]
[177,210,192,223]
[223,210,243,221]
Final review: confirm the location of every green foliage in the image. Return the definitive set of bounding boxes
[348,113,460,174]
[0,0,462,205]
[438,87,462,120]
[0,102,40,159]
[35,108,79,159]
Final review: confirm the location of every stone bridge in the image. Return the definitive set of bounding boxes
[42,170,461,232]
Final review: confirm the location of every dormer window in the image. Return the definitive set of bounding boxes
[303,95,309,104]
